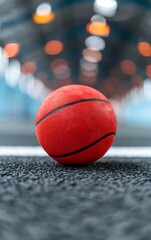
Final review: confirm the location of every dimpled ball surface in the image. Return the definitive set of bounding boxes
[35,85,117,165]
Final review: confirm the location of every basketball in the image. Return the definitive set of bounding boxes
[35,85,117,165]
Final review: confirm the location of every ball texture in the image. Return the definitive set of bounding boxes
[35,85,117,165]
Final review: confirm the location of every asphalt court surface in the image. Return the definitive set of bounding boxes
[0,151,151,240]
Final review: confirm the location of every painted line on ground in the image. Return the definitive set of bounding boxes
[0,147,151,157]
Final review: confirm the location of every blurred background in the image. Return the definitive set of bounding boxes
[0,0,151,146]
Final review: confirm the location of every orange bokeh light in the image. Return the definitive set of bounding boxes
[83,48,102,63]
[4,43,20,58]
[138,42,151,57]
[44,40,64,55]
[21,61,37,75]
[146,65,151,78]
[50,58,68,71]
[86,22,110,36]
[121,60,136,76]
[33,12,55,24]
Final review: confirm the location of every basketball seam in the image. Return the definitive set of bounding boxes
[49,132,116,158]
[36,98,110,126]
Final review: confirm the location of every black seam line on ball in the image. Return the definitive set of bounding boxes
[36,98,110,126]
[49,132,116,158]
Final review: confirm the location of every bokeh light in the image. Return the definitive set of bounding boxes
[5,60,21,87]
[4,43,20,58]
[94,0,118,17]
[32,80,47,99]
[83,48,102,63]
[19,75,28,93]
[85,36,105,51]
[121,60,136,76]
[33,12,55,24]
[50,58,68,71]
[0,47,9,74]
[146,65,151,78]
[36,3,52,16]
[50,58,70,80]
[54,70,70,80]
[80,58,98,71]
[91,15,106,24]
[81,69,98,77]
[86,22,110,36]
[25,76,36,97]
[33,3,55,24]
[53,65,69,76]
[21,61,37,75]
[138,42,151,57]
[44,40,64,55]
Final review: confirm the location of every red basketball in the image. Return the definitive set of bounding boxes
[35,85,117,165]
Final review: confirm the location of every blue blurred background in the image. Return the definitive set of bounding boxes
[0,0,151,145]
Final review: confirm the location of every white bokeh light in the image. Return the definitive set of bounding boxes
[91,14,106,24]
[80,58,98,71]
[85,36,105,51]
[0,47,9,76]
[143,80,151,100]
[36,3,52,16]
[94,0,118,17]
[5,60,21,87]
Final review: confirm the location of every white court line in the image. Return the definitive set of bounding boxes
[0,146,47,156]
[0,146,151,157]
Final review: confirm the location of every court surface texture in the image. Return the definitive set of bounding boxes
[0,147,151,240]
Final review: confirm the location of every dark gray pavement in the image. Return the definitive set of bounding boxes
[0,156,151,240]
